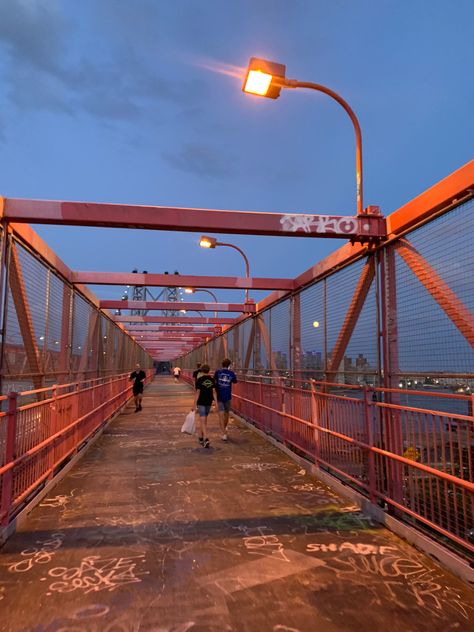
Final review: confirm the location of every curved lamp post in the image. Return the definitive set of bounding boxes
[184,287,218,318]
[243,57,364,216]
[199,236,251,302]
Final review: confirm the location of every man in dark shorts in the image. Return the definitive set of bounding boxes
[193,364,215,448]
[130,363,146,412]
[214,358,237,441]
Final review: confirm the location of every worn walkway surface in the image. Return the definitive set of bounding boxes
[0,377,473,632]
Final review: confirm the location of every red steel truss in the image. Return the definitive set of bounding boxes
[2,199,386,241]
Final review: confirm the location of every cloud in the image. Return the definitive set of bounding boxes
[0,1,205,124]
[163,142,234,178]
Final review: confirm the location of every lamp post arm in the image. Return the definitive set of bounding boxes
[216,241,250,302]
[284,79,363,216]
[216,242,250,279]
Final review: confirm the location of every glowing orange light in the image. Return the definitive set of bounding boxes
[244,70,273,96]
[184,288,194,294]
[199,235,217,248]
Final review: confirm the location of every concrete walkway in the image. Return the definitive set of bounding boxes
[0,377,472,632]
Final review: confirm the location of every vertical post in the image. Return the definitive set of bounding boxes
[48,385,58,479]
[58,284,72,384]
[291,293,301,375]
[363,385,376,502]
[0,223,11,396]
[381,245,403,512]
[310,380,321,468]
[1,391,18,526]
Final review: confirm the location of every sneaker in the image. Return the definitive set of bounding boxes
[198,437,204,446]
[203,438,210,449]
[134,407,139,413]
[222,434,228,441]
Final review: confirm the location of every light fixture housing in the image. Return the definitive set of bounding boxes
[243,57,287,99]
[184,288,194,294]
[199,235,217,249]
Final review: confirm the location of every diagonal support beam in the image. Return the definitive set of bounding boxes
[395,239,474,348]
[9,242,43,389]
[326,257,376,377]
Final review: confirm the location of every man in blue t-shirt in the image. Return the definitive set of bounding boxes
[214,358,237,441]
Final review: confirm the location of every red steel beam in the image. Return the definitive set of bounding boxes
[100,300,256,313]
[72,271,294,291]
[114,315,237,325]
[326,257,376,377]
[126,326,216,333]
[9,243,43,390]
[3,199,386,240]
[395,239,474,348]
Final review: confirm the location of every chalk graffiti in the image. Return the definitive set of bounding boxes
[47,554,148,594]
[8,533,64,573]
[280,214,358,235]
[307,542,398,555]
[237,525,290,563]
[40,490,76,510]
[318,546,473,620]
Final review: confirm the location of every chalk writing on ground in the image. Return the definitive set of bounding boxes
[47,554,149,594]
[8,533,65,573]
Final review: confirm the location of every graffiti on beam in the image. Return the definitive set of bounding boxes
[280,214,358,235]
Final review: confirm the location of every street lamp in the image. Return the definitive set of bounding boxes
[199,235,251,302]
[243,57,364,216]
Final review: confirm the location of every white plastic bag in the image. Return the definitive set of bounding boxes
[181,410,196,435]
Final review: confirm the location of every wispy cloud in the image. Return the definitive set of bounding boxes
[163,142,234,178]
[0,1,202,124]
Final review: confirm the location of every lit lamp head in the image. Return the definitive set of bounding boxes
[243,57,287,99]
[184,288,195,294]
[199,235,217,249]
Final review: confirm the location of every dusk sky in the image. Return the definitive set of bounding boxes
[0,0,472,308]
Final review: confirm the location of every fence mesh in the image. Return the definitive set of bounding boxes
[1,237,153,394]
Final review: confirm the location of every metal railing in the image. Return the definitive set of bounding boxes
[228,373,473,558]
[0,370,154,530]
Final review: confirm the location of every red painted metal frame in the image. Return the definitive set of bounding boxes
[8,242,43,389]
[114,315,237,325]
[395,238,474,348]
[3,199,386,240]
[100,300,256,313]
[73,271,294,291]
[230,374,474,556]
[0,370,154,528]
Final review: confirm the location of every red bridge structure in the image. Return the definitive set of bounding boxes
[0,161,473,630]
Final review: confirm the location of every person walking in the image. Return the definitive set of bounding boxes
[129,363,146,412]
[214,358,237,441]
[173,366,182,383]
[193,364,215,448]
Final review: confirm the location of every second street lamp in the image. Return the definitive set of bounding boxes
[243,57,364,216]
[184,287,218,318]
[199,235,251,303]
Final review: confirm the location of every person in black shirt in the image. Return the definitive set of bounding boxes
[129,363,146,412]
[192,364,215,448]
[192,362,202,388]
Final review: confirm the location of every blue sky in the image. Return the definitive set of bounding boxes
[0,0,472,308]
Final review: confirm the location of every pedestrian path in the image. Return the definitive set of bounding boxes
[0,377,472,632]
